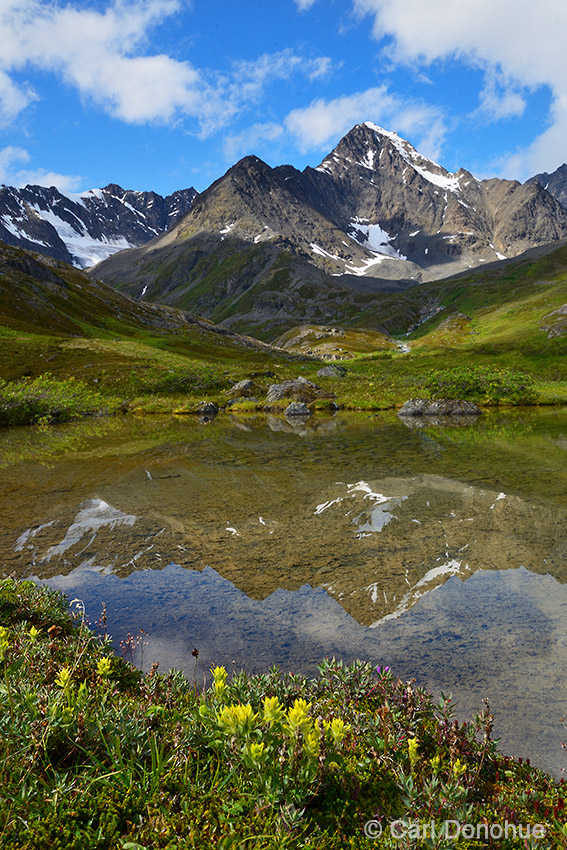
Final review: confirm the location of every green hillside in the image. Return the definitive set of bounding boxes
[0,244,307,424]
[1,239,567,426]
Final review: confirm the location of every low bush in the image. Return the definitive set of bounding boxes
[0,374,118,426]
[417,365,538,405]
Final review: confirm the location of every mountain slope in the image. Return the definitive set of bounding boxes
[155,123,567,280]
[0,241,290,361]
[0,183,197,269]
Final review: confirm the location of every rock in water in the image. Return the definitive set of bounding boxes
[398,398,481,417]
[197,401,219,417]
[284,402,312,417]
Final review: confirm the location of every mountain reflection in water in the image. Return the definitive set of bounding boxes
[1,409,567,775]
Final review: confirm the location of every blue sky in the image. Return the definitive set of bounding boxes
[0,0,564,195]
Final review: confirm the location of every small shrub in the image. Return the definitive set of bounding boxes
[0,374,118,426]
[418,365,538,404]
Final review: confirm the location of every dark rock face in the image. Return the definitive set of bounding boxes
[284,401,311,417]
[196,401,218,417]
[266,376,332,403]
[397,398,482,417]
[317,365,347,378]
[529,164,567,209]
[0,183,197,268]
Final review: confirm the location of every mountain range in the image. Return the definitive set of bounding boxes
[90,124,567,337]
[2,122,567,339]
[0,183,197,269]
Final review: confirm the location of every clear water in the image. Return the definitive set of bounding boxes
[1,408,567,775]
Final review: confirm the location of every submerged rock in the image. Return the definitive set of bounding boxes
[398,398,481,417]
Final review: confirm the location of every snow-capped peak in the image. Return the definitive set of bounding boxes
[359,122,463,193]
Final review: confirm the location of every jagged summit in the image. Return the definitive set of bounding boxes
[93,121,567,318]
[90,121,567,343]
[0,182,197,268]
[315,122,476,199]
[3,120,567,341]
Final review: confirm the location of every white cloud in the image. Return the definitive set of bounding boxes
[0,146,81,190]
[0,71,37,126]
[475,71,527,123]
[0,1,333,141]
[293,0,317,10]
[0,0,220,128]
[352,0,567,176]
[231,49,332,104]
[307,57,332,81]
[223,123,284,162]
[284,86,447,160]
[0,146,30,178]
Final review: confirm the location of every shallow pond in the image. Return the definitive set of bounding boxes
[1,408,567,775]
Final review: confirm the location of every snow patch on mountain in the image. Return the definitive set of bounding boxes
[29,205,133,268]
[310,243,343,263]
[348,218,407,261]
[357,149,376,170]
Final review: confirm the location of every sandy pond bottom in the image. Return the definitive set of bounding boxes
[1,408,567,775]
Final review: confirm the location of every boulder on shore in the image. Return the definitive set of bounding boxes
[266,376,333,404]
[397,398,481,417]
[226,379,263,398]
[317,365,347,378]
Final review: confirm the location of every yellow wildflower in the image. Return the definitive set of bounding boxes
[28,625,40,643]
[96,657,113,678]
[285,698,312,736]
[324,717,350,746]
[212,665,227,698]
[262,695,285,726]
[304,724,321,759]
[452,758,467,778]
[408,737,419,768]
[217,703,257,736]
[245,741,266,765]
[0,626,9,662]
[55,667,73,689]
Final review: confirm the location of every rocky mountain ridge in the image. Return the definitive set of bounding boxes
[137,122,567,284]
[89,123,567,337]
[0,183,197,269]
